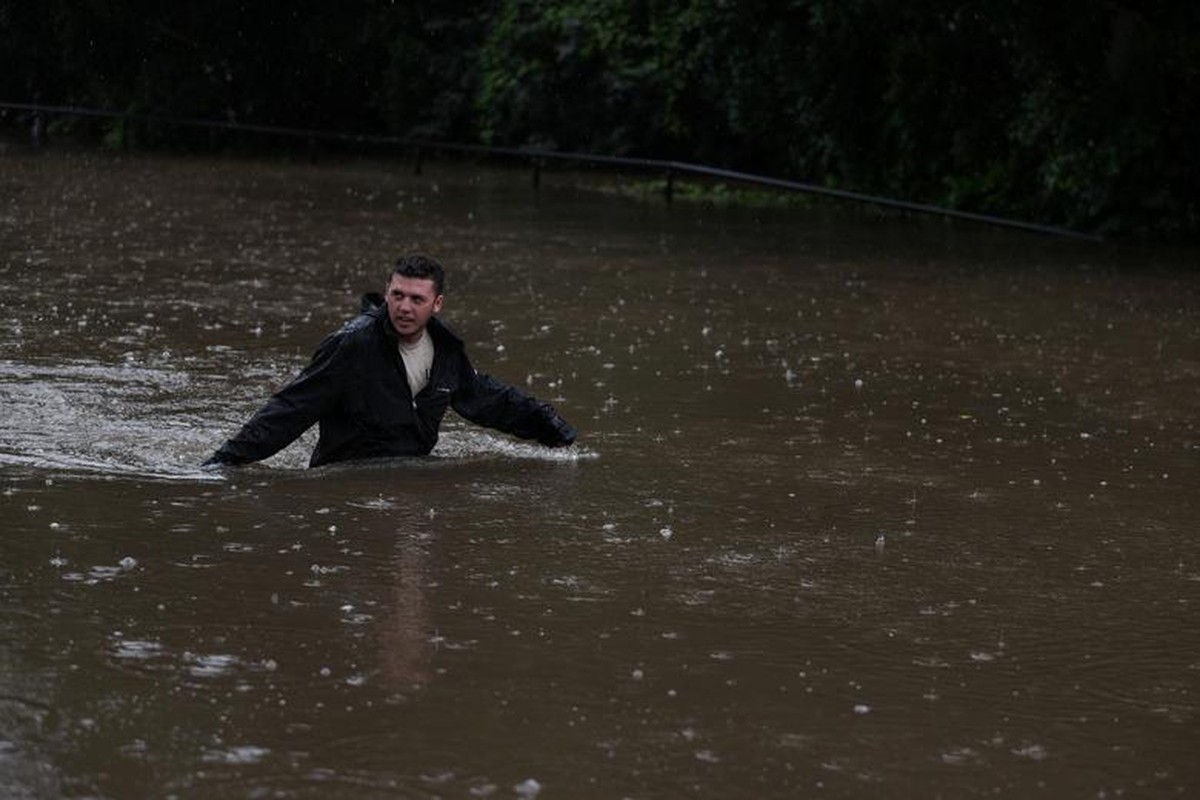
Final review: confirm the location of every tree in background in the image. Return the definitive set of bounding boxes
[1001,1,1199,237]
[1,0,386,141]
[1,0,1196,239]
[369,0,490,142]
[475,0,667,154]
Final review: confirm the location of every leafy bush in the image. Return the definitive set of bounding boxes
[4,0,1197,239]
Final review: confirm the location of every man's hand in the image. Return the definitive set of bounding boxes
[539,413,577,448]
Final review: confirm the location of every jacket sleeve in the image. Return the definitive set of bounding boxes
[204,333,348,465]
[451,354,577,447]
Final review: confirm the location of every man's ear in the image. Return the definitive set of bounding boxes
[432,295,444,314]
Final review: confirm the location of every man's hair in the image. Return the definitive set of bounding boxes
[390,253,445,296]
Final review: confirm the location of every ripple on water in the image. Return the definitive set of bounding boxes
[434,428,597,462]
[60,562,139,585]
[201,745,272,765]
[184,652,241,678]
[106,635,174,677]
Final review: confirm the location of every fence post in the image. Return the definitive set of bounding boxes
[532,158,541,190]
[664,168,675,203]
[31,110,46,148]
[414,146,424,175]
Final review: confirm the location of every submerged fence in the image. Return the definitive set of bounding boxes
[0,101,1102,242]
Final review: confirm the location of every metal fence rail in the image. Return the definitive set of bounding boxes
[0,101,1102,242]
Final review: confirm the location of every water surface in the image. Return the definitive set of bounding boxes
[2,151,1198,798]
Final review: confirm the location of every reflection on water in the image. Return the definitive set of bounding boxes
[1,151,1198,798]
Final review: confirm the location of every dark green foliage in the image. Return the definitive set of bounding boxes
[2,0,388,140]
[370,1,490,141]
[2,0,1197,239]
[474,0,1200,239]
[476,0,666,153]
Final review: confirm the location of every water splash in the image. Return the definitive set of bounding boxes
[0,358,595,480]
[0,358,226,480]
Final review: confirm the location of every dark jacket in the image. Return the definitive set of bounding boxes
[206,295,576,467]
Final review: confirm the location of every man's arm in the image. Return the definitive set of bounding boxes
[451,359,577,448]
[203,334,347,466]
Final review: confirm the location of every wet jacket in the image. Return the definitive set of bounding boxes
[206,295,576,467]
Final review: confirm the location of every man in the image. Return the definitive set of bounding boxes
[203,254,577,468]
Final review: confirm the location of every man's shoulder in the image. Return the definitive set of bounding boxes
[312,299,384,359]
[338,295,386,337]
[341,311,379,337]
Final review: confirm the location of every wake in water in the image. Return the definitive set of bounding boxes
[0,358,227,480]
[0,358,595,481]
[432,427,597,463]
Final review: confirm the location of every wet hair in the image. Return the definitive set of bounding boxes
[389,253,446,296]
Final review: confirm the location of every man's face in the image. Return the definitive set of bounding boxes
[385,275,443,343]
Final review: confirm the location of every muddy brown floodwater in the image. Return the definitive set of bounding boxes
[1,150,1198,798]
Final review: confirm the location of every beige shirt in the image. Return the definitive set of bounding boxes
[398,328,435,398]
